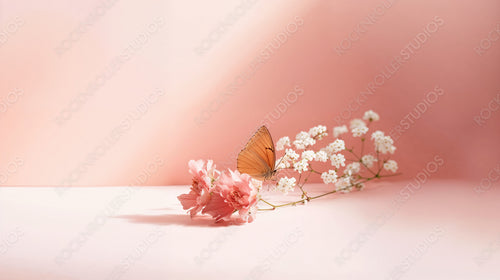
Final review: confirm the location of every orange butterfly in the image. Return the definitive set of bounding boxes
[237,126,277,181]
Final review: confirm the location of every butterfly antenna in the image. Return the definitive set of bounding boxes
[275,155,286,172]
[273,154,286,177]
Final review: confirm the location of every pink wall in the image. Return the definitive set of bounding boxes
[0,0,499,186]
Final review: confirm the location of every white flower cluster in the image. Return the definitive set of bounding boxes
[271,110,398,201]
[350,118,366,130]
[371,130,396,154]
[330,153,346,168]
[371,130,384,140]
[293,131,316,149]
[321,170,338,184]
[250,178,263,192]
[293,159,309,173]
[333,125,348,138]
[293,150,327,173]
[277,148,332,172]
[363,110,380,122]
[322,139,345,156]
[276,136,291,151]
[383,160,398,173]
[350,118,369,137]
[314,150,328,162]
[344,162,360,174]
[276,177,296,194]
[308,125,328,140]
[301,150,316,161]
[276,148,299,169]
[335,176,354,193]
[361,154,377,168]
[352,126,368,137]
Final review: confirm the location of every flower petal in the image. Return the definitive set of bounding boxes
[202,194,235,222]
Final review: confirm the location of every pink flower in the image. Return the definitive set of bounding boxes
[177,160,218,217]
[178,161,260,223]
[203,170,259,223]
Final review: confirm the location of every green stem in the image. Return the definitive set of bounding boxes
[308,165,322,174]
[376,150,380,171]
[379,172,402,178]
[295,173,309,200]
[360,137,365,157]
[260,198,277,209]
[258,178,374,210]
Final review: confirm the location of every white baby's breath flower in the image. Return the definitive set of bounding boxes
[335,176,353,193]
[330,153,346,168]
[276,149,299,169]
[285,149,299,160]
[276,136,291,151]
[374,135,395,154]
[275,157,287,169]
[293,159,309,173]
[250,178,263,192]
[350,119,366,130]
[332,139,346,152]
[314,150,328,162]
[370,130,395,154]
[361,154,377,168]
[352,126,368,137]
[293,131,316,149]
[333,125,348,138]
[321,170,338,184]
[363,110,380,122]
[389,146,396,154]
[308,125,328,140]
[301,150,316,161]
[345,162,361,174]
[275,177,296,194]
[322,139,345,156]
[383,160,398,173]
[371,130,385,141]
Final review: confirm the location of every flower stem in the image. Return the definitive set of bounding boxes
[360,137,365,156]
[260,198,277,209]
[346,149,377,176]
[295,173,309,200]
[308,165,322,175]
[376,150,380,170]
[299,171,313,200]
[257,178,375,210]
[379,172,403,178]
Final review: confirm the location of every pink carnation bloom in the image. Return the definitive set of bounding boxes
[203,170,259,223]
[177,160,218,217]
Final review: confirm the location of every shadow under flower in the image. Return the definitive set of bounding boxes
[114,213,246,227]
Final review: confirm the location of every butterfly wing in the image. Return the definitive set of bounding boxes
[237,126,276,180]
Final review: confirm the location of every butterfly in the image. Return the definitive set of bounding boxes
[237,126,277,181]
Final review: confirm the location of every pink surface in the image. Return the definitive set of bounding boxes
[0,1,498,186]
[0,181,499,279]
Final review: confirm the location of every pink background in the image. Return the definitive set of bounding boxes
[1,2,500,279]
[0,0,499,186]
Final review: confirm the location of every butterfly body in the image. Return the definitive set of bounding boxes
[237,126,277,181]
